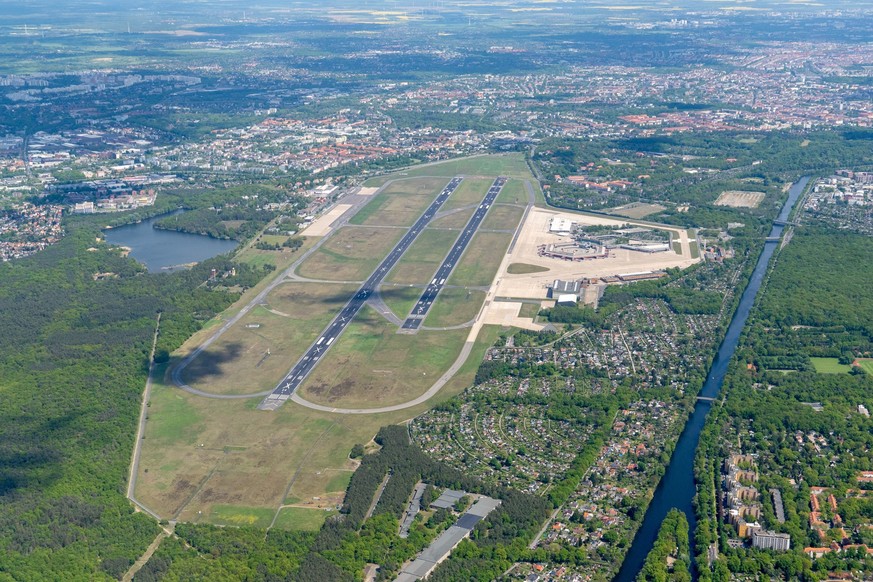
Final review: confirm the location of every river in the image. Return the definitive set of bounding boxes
[103,211,238,272]
[614,176,810,581]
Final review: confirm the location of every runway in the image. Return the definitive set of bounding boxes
[401,177,506,331]
[257,177,464,411]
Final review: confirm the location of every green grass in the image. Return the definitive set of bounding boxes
[856,359,873,375]
[810,357,852,374]
[507,263,550,275]
[386,229,460,285]
[447,231,513,288]
[398,153,532,179]
[273,507,336,531]
[208,504,276,528]
[496,179,528,205]
[481,204,525,231]
[424,289,486,328]
[380,286,424,319]
[519,303,542,319]
[324,471,353,493]
[442,177,492,212]
[299,306,469,408]
[349,177,448,227]
[149,389,204,446]
[297,226,404,281]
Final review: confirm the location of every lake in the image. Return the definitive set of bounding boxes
[103,211,238,272]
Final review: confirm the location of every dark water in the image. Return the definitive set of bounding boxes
[614,176,810,581]
[103,211,238,272]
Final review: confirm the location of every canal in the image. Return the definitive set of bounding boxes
[614,176,810,581]
[103,210,238,272]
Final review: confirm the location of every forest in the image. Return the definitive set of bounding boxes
[0,218,288,579]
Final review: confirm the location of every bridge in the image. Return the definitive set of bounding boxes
[773,219,798,227]
[696,396,718,402]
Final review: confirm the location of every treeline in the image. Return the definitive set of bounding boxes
[638,509,691,582]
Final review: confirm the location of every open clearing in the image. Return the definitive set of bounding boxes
[424,288,487,328]
[296,226,403,281]
[350,177,449,226]
[428,208,474,229]
[298,306,469,408]
[385,229,460,285]
[496,179,528,205]
[607,202,667,219]
[810,357,853,374]
[714,190,766,208]
[181,283,359,395]
[274,507,337,531]
[442,177,493,212]
[481,204,525,231]
[447,231,514,288]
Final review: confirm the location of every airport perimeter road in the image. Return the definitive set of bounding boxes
[258,177,464,411]
[401,176,506,331]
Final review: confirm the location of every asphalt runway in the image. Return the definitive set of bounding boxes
[258,177,464,411]
[401,176,506,331]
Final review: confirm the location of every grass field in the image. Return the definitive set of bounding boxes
[379,285,424,319]
[350,177,448,227]
[181,283,359,395]
[428,209,474,229]
[298,306,469,408]
[274,507,337,531]
[810,357,852,374]
[208,505,275,528]
[481,204,525,231]
[496,179,527,205]
[447,231,513,288]
[137,325,502,523]
[364,154,533,187]
[424,288,486,328]
[442,177,492,212]
[858,359,873,375]
[385,229,459,285]
[507,263,550,275]
[519,302,542,319]
[296,226,404,281]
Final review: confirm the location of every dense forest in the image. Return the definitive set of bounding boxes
[0,219,278,579]
[638,509,691,582]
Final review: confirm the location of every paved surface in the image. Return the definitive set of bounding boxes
[396,496,500,581]
[258,177,464,411]
[401,177,506,332]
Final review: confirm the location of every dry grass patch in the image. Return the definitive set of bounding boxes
[714,190,765,208]
[350,177,449,227]
[428,209,474,230]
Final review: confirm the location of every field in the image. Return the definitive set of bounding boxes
[297,306,469,408]
[424,288,487,328]
[274,507,337,531]
[447,231,514,288]
[607,202,667,219]
[428,209,474,229]
[496,179,528,205]
[296,226,403,281]
[364,153,533,187]
[810,357,853,374]
[714,190,766,208]
[442,177,493,211]
[378,285,423,320]
[181,283,360,395]
[858,359,873,375]
[385,228,459,285]
[481,204,525,231]
[350,176,448,226]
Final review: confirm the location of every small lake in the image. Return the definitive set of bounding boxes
[103,211,238,272]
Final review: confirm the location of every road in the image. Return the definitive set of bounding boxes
[401,176,506,331]
[257,177,465,411]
